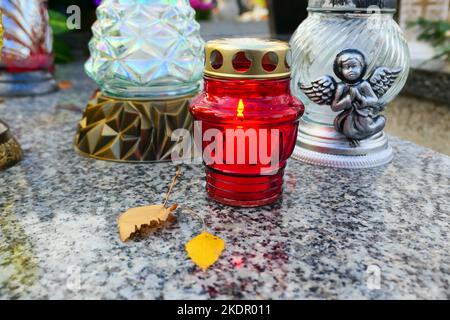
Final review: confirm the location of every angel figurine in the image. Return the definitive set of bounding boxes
[300,49,402,146]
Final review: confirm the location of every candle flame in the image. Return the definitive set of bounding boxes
[237,99,245,119]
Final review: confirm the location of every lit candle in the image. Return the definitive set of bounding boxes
[190,38,304,207]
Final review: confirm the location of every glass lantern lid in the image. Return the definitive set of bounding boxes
[85,0,205,99]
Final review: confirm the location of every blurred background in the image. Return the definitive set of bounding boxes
[48,0,449,155]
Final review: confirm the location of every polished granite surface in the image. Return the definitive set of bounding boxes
[0,63,449,299]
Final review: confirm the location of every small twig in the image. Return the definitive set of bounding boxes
[183,208,208,232]
[161,167,207,232]
[163,166,181,207]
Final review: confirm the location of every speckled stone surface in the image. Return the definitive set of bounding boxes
[0,63,449,300]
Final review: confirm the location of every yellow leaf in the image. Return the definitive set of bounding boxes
[185,232,225,270]
[118,204,177,242]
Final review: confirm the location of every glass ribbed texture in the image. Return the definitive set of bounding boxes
[85,0,205,98]
[290,12,410,126]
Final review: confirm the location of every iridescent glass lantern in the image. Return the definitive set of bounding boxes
[291,0,410,168]
[0,0,57,96]
[74,0,205,162]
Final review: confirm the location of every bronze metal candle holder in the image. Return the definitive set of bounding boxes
[0,120,22,170]
[74,91,195,162]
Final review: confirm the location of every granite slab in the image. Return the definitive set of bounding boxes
[0,63,449,299]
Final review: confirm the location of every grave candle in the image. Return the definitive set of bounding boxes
[190,38,304,207]
[290,0,410,168]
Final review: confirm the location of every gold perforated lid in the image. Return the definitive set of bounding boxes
[204,38,291,79]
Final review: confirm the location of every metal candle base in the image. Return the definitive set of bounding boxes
[0,120,22,171]
[0,71,57,97]
[74,91,195,162]
[293,117,393,169]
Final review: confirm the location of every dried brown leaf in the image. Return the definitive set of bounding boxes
[118,204,177,242]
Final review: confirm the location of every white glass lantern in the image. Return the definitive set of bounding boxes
[291,0,410,168]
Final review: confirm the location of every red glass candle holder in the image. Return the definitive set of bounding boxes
[190,38,304,207]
